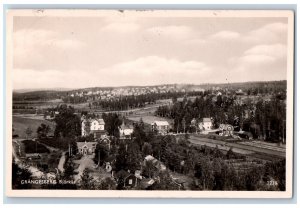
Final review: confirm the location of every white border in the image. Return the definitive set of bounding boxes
[5,9,295,198]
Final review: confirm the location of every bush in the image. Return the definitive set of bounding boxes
[22,140,50,153]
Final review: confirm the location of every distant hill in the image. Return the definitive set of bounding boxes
[13,80,287,102]
[14,88,74,93]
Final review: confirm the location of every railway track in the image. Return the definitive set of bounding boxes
[189,135,286,160]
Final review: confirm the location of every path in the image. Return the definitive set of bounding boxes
[57,151,67,172]
[73,154,96,181]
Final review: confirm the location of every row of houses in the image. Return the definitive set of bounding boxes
[81,115,134,139]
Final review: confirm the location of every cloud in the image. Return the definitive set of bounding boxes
[243,22,288,44]
[13,29,86,69]
[107,56,211,85]
[227,43,287,81]
[13,56,212,89]
[13,68,95,89]
[145,25,195,40]
[244,44,287,59]
[101,22,140,33]
[14,29,85,50]
[230,43,287,66]
[210,30,241,40]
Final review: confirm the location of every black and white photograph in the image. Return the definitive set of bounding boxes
[5,9,294,198]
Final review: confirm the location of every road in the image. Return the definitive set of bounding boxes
[57,151,67,172]
[74,154,95,181]
[189,135,286,160]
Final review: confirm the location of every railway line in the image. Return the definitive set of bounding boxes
[189,135,286,160]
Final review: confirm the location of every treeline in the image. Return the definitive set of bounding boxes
[13,91,66,101]
[37,105,81,150]
[62,96,88,104]
[61,90,208,109]
[155,93,286,142]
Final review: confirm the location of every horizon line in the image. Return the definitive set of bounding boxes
[13,80,287,93]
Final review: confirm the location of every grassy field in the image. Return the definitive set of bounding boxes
[128,115,173,126]
[13,115,55,139]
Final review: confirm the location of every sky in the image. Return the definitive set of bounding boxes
[12,11,289,90]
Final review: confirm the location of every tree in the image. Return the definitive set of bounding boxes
[115,142,142,173]
[194,157,214,190]
[97,177,117,190]
[80,168,95,190]
[148,171,179,190]
[126,142,142,173]
[37,123,51,139]
[143,160,156,178]
[25,127,33,139]
[102,113,122,138]
[63,159,77,180]
[83,120,91,136]
[54,105,81,139]
[70,140,78,156]
[115,143,128,172]
[12,160,32,189]
[94,143,109,166]
[132,118,148,148]
[142,142,153,157]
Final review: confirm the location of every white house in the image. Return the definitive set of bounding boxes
[119,121,134,139]
[218,124,234,137]
[77,141,97,155]
[82,118,105,138]
[151,121,170,135]
[199,118,213,131]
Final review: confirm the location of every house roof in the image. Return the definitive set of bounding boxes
[82,118,105,125]
[77,141,97,149]
[152,121,169,126]
[144,155,166,171]
[202,118,212,123]
[145,155,155,161]
[219,124,234,130]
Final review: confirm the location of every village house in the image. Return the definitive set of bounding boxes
[77,141,97,155]
[116,170,142,189]
[81,116,106,138]
[218,124,234,137]
[143,155,167,172]
[151,121,170,135]
[119,121,134,139]
[199,118,213,131]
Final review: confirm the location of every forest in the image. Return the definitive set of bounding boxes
[155,91,286,142]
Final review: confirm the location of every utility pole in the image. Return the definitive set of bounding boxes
[98,149,100,166]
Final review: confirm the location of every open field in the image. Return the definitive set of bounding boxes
[127,115,173,126]
[13,115,55,139]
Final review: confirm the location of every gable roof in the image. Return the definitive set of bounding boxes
[82,118,105,125]
[77,141,97,149]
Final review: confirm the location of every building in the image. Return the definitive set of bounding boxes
[199,118,213,131]
[119,121,134,139]
[81,117,105,138]
[218,124,234,137]
[77,141,97,155]
[151,121,170,135]
[116,170,141,188]
[144,155,167,172]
